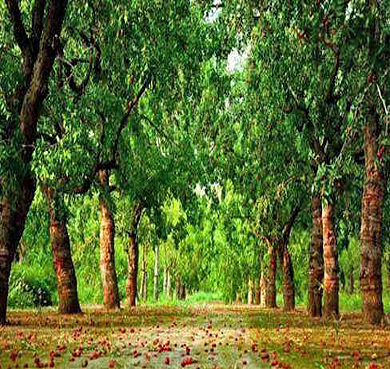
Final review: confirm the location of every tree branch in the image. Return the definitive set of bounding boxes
[282,204,301,246]
[5,0,31,57]
[139,114,173,144]
[63,52,94,97]
[63,159,118,195]
[325,44,340,105]
[19,0,68,155]
[112,74,152,159]
[31,0,47,53]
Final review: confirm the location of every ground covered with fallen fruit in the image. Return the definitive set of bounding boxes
[0,305,389,368]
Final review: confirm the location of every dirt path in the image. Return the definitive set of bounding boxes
[0,305,389,368]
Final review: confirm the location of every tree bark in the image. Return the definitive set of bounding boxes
[322,202,339,319]
[179,284,186,300]
[141,242,148,301]
[260,270,267,307]
[43,186,81,314]
[278,242,295,311]
[255,277,261,305]
[0,175,36,324]
[267,242,277,308]
[308,195,324,317]
[248,279,253,305]
[126,232,138,307]
[99,170,120,310]
[176,278,182,299]
[359,109,385,324]
[126,202,143,308]
[1,0,68,325]
[153,243,160,300]
[163,266,168,296]
[277,205,299,311]
[167,270,172,298]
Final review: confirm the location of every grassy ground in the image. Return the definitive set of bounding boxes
[1,304,389,369]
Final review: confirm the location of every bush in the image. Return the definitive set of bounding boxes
[8,263,55,308]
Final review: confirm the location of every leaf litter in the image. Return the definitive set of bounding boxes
[0,305,389,368]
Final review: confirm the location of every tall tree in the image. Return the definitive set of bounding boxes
[126,202,144,307]
[42,186,81,313]
[0,0,68,324]
[99,170,120,309]
[354,0,390,325]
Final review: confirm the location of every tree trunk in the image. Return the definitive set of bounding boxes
[167,270,172,298]
[141,243,148,301]
[1,0,68,325]
[99,170,119,310]
[179,284,186,300]
[360,109,385,324]
[126,202,143,308]
[141,269,148,301]
[0,175,36,324]
[260,270,267,307]
[279,242,295,311]
[176,278,181,299]
[43,186,81,314]
[340,269,346,292]
[267,242,277,308]
[308,195,324,317]
[255,277,261,305]
[323,202,339,319]
[153,243,160,300]
[126,232,138,307]
[248,279,253,305]
[163,266,168,296]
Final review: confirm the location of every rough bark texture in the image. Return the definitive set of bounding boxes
[141,243,148,301]
[308,195,324,317]
[44,187,81,314]
[126,203,143,308]
[179,284,186,300]
[248,279,254,305]
[260,271,267,307]
[0,176,35,324]
[279,243,295,311]
[176,279,182,299]
[323,203,339,319]
[163,266,168,296]
[1,0,68,325]
[267,243,277,308]
[167,271,172,298]
[255,278,261,305]
[359,110,385,324]
[278,205,300,311]
[126,233,138,307]
[153,243,160,300]
[99,171,120,310]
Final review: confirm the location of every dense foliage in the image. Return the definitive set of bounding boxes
[1,0,389,327]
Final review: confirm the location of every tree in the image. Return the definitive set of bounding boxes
[42,186,81,313]
[0,0,68,324]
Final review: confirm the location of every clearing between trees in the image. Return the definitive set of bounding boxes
[0,305,389,369]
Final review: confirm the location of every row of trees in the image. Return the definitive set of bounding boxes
[1,0,389,325]
[0,0,236,323]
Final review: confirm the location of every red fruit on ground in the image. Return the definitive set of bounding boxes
[367,363,379,369]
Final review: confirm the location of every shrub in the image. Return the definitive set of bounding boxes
[8,263,55,308]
